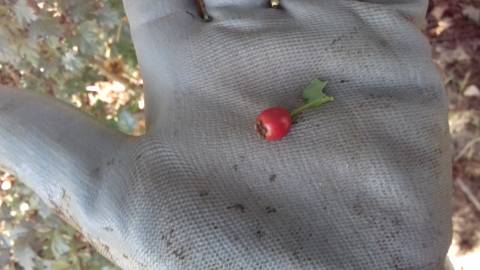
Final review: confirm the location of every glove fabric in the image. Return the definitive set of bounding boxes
[0,0,452,269]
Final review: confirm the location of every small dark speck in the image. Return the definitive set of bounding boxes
[239,155,246,160]
[103,226,114,232]
[322,206,327,210]
[185,11,195,18]
[233,164,238,171]
[213,225,218,229]
[392,217,402,226]
[199,191,209,197]
[135,154,142,161]
[352,203,363,215]
[265,206,277,214]
[256,230,264,239]
[227,203,246,213]
[269,174,277,182]
[166,240,172,247]
[123,254,128,259]
[379,39,388,48]
[340,79,348,83]
[330,36,342,46]
[106,159,115,166]
[173,249,186,260]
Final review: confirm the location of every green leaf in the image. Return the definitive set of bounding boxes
[58,0,96,23]
[107,0,126,11]
[52,260,71,270]
[74,20,102,55]
[118,109,137,134]
[30,18,64,40]
[15,0,37,26]
[0,33,20,64]
[18,40,40,67]
[62,51,85,72]
[13,232,37,270]
[112,34,138,66]
[303,79,329,104]
[291,79,334,119]
[36,199,53,220]
[97,7,120,29]
[51,231,70,259]
[14,245,36,270]
[46,35,61,49]
[35,258,53,270]
[0,203,12,221]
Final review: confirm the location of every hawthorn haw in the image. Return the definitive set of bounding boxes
[255,79,334,141]
[256,107,292,141]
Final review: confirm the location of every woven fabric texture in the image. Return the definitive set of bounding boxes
[0,0,452,269]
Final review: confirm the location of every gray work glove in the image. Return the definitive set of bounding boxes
[0,0,452,269]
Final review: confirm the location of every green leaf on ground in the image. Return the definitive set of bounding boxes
[62,51,85,72]
[75,20,101,55]
[13,232,36,270]
[15,0,37,26]
[118,109,137,134]
[97,7,121,29]
[30,18,64,39]
[51,231,70,259]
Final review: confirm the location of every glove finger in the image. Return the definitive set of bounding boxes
[204,0,266,8]
[122,0,197,28]
[282,0,428,24]
[0,86,129,246]
[354,0,428,21]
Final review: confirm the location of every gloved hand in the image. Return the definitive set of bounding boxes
[0,0,452,269]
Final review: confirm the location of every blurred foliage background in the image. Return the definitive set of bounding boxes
[0,0,480,269]
[427,0,480,269]
[0,0,143,269]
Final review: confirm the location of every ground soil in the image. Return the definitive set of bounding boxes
[427,0,480,255]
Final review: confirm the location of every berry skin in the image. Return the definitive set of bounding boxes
[256,107,292,141]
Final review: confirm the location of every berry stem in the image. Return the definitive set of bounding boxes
[290,96,334,121]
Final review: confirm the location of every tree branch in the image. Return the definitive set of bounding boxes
[455,178,480,213]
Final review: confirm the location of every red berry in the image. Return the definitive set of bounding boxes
[256,107,292,141]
